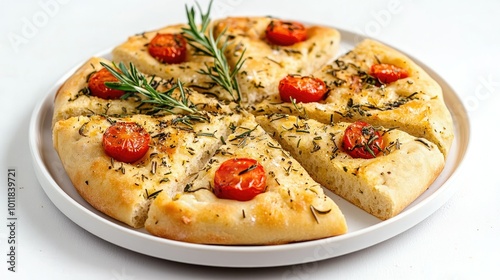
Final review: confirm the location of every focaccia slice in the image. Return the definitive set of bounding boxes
[52,113,240,228]
[212,17,341,103]
[257,114,445,220]
[145,113,347,244]
[53,57,143,126]
[251,39,454,157]
[111,24,233,100]
[53,57,231,126]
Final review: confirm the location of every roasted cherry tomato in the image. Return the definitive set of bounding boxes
[265,20,307,46]
[88,68,125,99]
[102,122,150,163]
[279,75,328,103]
[213,158,267,201]
[148,33,187,64]
[342,121,384,159]
[370,63,409,84]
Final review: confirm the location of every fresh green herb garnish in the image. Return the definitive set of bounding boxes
[181,0,246,104]
[101,62,207,126]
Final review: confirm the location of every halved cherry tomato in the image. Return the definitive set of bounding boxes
[279,75,328,103]
[342,121,384,159]
[148,33,187,64]
[370,63,408,84]
[265,20,307,46]
[88,68,125,99]
[213,158,267,201]
[102,122,150,163]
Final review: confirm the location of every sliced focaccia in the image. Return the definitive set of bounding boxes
[250,39,454,157]
[50,6,457,246]
[53,57,144,126]
[52,113,240,228]
[52,57,231,126]
[145,113,347,244]
[256,114,445,220]
[211,16,341,103]
[111,24,235,101]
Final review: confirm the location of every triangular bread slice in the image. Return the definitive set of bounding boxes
[211,17,341,104]
[53,57,231,126]
[52,113,240,228]
[145,113,347,244]
[256,114,445,220]
[54,57,143,126]
[111,24,232,100]
[250,39,454,157]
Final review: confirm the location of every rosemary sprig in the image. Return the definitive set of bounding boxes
[101,62,207,125]
[181,0,246,104]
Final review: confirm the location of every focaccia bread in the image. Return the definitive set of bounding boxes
[50,10,455,245]
[146,114,347,244]
[211,17,341,103]
[52,113,240,228]
[257,114,445,220]
[250,39,454,157]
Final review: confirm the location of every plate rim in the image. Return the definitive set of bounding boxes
[28,27,470,267]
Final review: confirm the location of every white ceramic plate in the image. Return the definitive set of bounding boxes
[29,28,469,268]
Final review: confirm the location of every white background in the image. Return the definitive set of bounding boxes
[1,0,499,279]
